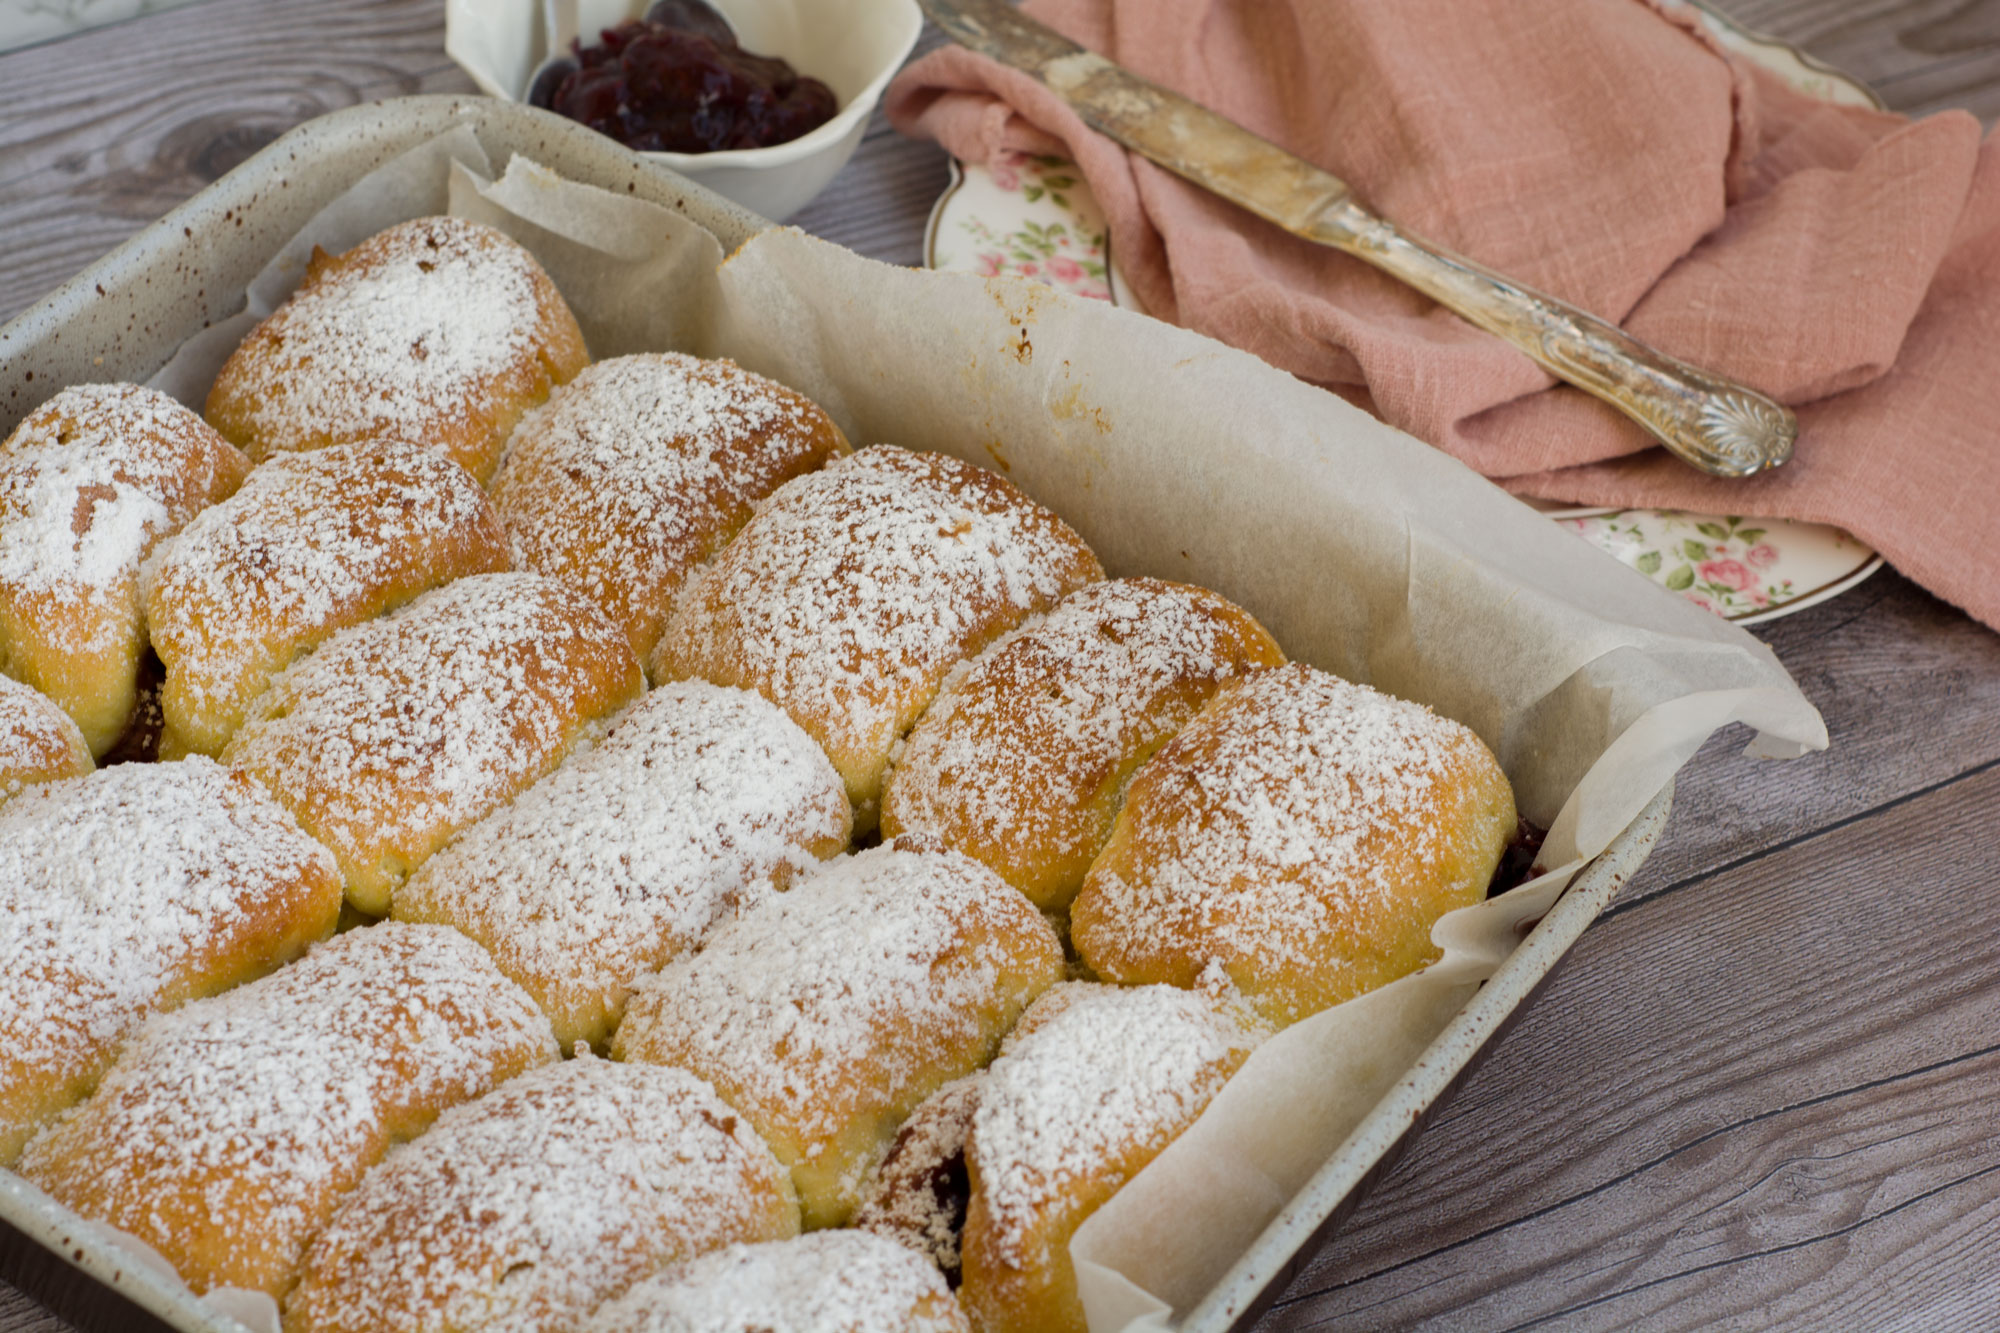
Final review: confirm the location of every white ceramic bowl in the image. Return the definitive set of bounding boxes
[446,0,922,221]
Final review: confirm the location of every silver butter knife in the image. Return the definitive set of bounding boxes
[922,0,1795,478]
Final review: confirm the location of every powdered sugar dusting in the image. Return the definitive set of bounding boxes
[0,383,244,640]
[584,1232,970,1333]
[0,757,338,1158]
[17,922,556,1298]
[1074,664,1490,980]
[853,1072,984,1283]
[653,446,1102,826]
[288,1057,797,1333]
[615,842,1062,1225]
[205,217,570,472]
[492,353,845,662]
[395,679,851,1050]
[883,578,1282,906]
[145,436,508,754]
[969,983,1253,1269]
[223,571,643,911]
[0,675,90,803]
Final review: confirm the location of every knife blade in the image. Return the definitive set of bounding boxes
[922,0,1796,479]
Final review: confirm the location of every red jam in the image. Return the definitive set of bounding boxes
[530,1,839,154]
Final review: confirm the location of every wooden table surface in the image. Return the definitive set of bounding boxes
[2,2,1997,1330]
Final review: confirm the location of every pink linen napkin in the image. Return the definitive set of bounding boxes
[887,0,2000,630]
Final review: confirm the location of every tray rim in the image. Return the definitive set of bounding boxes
[0,93,1676,1333]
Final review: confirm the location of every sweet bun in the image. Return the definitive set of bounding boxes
[852,1071,985,1286]
[652,446,1102,833]
[0,757,340,1163]
[395,679,851,1051]
[0,383,248,754]
[0,674,91,804]
[17,922,556,1300]
[286,1056,800,1333]
[584,1231,970,1333]
[957,983,1257,1333]
[224,571,644,915]
[882,578,1284,915]
[1071,663,1517,1028]
[203,216,588,483]
[614,840,1065,1229]
[144,436,511,758]
[492,353,849,664]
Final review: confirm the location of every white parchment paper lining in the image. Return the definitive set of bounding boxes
[140,129,1827,1333]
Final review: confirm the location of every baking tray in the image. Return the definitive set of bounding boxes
[0,94,1675,1333]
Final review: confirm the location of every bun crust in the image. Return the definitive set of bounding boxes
[651,447,1102,834]
[224,571,644,914]
[493,353,849,664]
[204,216,588,483]
[882,578,1283,913]
[1072,664,1517,1028]
[395,680,851,1051]
[287,1058,800,1333]
[18,922,556,1299]
[145,436,510,758]
[0,384,248,754]
[614,841,1065,1229]
[0,675,91,805]
[0,759,340,1163]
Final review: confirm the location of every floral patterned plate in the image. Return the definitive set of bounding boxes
[922,1,1885,626]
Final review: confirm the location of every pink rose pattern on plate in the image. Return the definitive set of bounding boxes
[937,150,1113,303]
[1559,511,1879,623]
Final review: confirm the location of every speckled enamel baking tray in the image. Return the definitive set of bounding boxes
[0,95,1674,1333]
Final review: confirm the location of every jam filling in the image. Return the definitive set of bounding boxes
[530,0,839,154]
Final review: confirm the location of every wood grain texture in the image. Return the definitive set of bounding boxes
[0,1,1996,1332]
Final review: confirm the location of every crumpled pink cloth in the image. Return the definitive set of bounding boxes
[887,0,2000,630]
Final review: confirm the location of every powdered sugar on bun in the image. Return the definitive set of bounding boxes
[958,983,1256,1333]
[17,922,555,1299]
[0,674,91,805]
[1071,663,1517,1028]
[492,353,848,664]
[614,841,1064,1229]
[853,1071,985,1284]
[653,446,1102,833]
[585,1231,970,1333]
[395,679,851,1051]
[0,757,341,1163]
[882,578,1284,911]
[0,383,248,753]
[203,216,588,482]
[145,436,510,758]
[224,570,644,915]
[287,1057,799,1333]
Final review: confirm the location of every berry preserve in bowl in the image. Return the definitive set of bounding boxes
[529,1,839,155]
[447,0,923,220]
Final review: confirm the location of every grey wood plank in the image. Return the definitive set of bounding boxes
[1262,762,2000,1330]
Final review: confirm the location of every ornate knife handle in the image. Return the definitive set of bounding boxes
[1313,201,1795,478]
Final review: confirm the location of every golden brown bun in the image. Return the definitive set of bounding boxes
[651,447,1102,834]
[224,571,644,915]
[0,758,340,1164]
[286,1057,800,1333]
[395,679,852,1052]
[1072,663,1518,1029]
[0,674,91,805]
[204,216,589,483]
[145,436,511,758]
[614,840,1065,1229]
[492,353,849,665]
[584,1232,970,1333]
[0,383,249,754]
[17,922,556,1300]
[881,578,1284,914]
[852,1070,985,1286]
[957,983,1256,1333]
